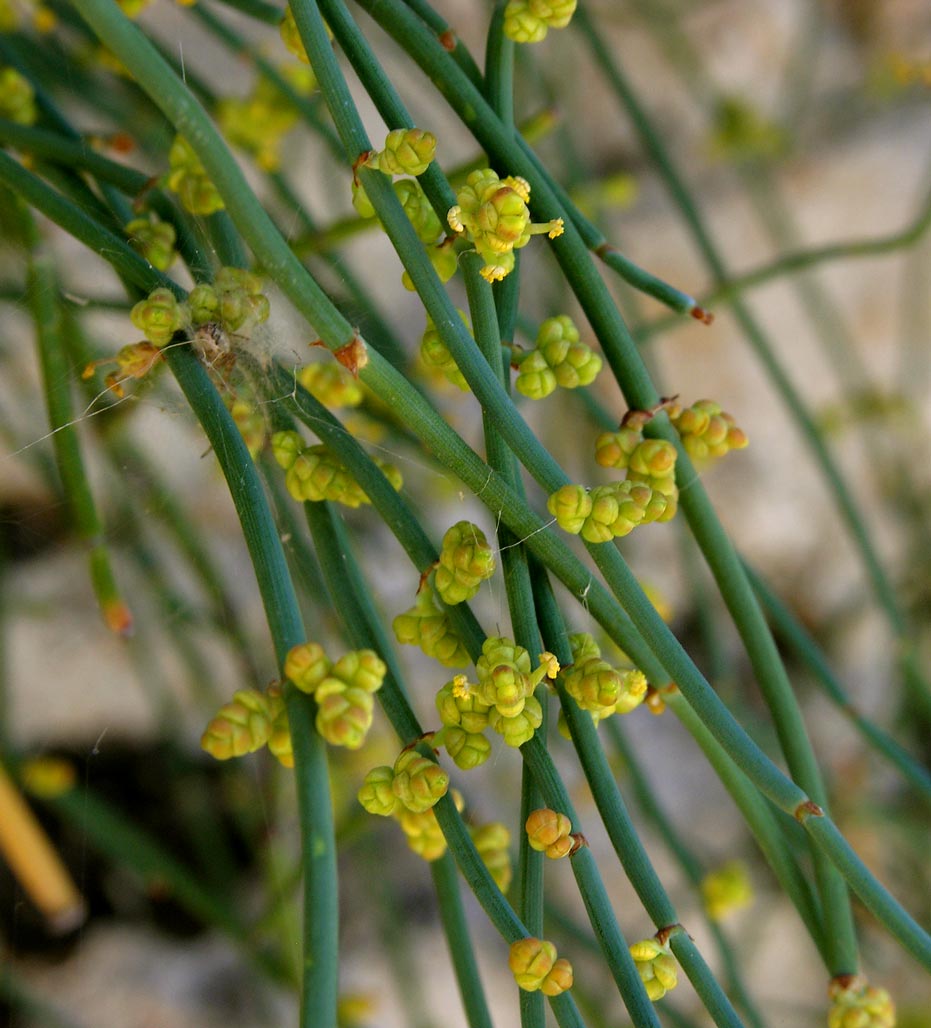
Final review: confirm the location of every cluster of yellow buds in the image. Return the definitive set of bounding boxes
[393,586,470,668]
[228,397,267,460]
[165,134,224,216]
[447,168,563,282]
[668,398,748,466]
[508,937,573,996]
[0,67,36,125]
[564,655,647,718]
[594,419,680,522]
[435,674,492,769]
[201,687,282,761]
[547,479,670,543]
[434,521,496,604]
[217,65,317,172]
[826,978,891,1028]
[701,860,754,921]
[353,132,437,215]
[189,267,270,335]
[503,0,577,44]
[556,633,647,735]
[284,641,386,749]
[271,429,402,508]
[129,287,186,347]
[358,759,458,861]
[630,937,678,1001]
[278,5,331,64]
[525,807,581,859]
[298,361,365,408]
[125,214,177,272]
[395,787,464,861]
[420,311,469,391]
[828,977,895,1028]
[368,127,437,178]
[81,341,162,397]
[359,748,450,818]
[471,822,512,892]
[482,639,557,747]
[513,315,603,399]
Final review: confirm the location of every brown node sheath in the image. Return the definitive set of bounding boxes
[334,335,369,376]
[568,833,588,857]
[794,798,824,822]
[655,923,685,946]
[690,306,715,325]
[438,29,457,51]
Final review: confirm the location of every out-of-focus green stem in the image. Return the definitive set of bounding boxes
[431,855,496,1028]
[746,564,931,804]
[29,252,132,636]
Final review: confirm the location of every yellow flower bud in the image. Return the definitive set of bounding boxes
[284,641,332,694]
[201,689,273,760]
[358,766,398,816]
[701,861,754,921]
[391,751,449,812]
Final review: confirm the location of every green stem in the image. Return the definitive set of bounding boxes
[431,855,496,1028]
[605,720,767,1028]
[462,246,544,1028]
[29,252,131,635]
[164,344,337,1028]
[746,563,931,804]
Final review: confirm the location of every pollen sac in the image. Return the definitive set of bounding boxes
[435,521,496,605]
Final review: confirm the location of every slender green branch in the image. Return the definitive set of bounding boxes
[29,252,131,635]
